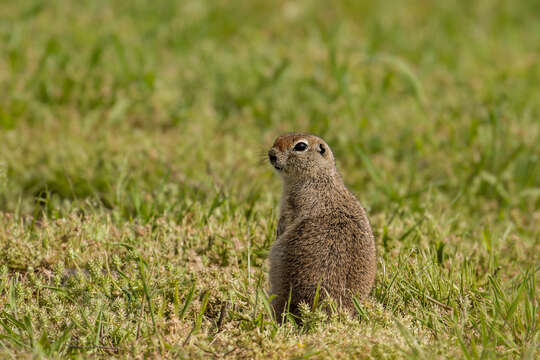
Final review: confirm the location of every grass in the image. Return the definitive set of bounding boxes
[0,0,539,358]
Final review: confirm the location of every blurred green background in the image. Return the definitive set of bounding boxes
[0,0,538,358]
[1,0,538,216]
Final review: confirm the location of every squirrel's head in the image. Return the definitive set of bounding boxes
[268,133,336,181]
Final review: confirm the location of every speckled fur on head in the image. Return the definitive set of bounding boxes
[267,133,336,181]
[268,133,376,322]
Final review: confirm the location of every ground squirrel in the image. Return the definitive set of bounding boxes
[268,133,376,320]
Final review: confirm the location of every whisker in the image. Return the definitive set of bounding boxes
[255,146,270,167]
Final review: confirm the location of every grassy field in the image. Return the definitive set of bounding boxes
[0,0,539,358]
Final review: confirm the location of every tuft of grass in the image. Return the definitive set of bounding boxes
[1,0,539,358]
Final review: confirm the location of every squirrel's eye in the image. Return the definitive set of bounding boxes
[293,142,308,152]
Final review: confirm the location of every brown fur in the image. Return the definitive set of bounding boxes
[268,133,376,320]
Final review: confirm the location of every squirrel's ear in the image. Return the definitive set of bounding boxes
[318,144,326,155]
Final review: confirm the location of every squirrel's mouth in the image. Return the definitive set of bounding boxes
[268,151,284,171]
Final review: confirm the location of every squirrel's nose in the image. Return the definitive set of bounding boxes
[268,150,277,164]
